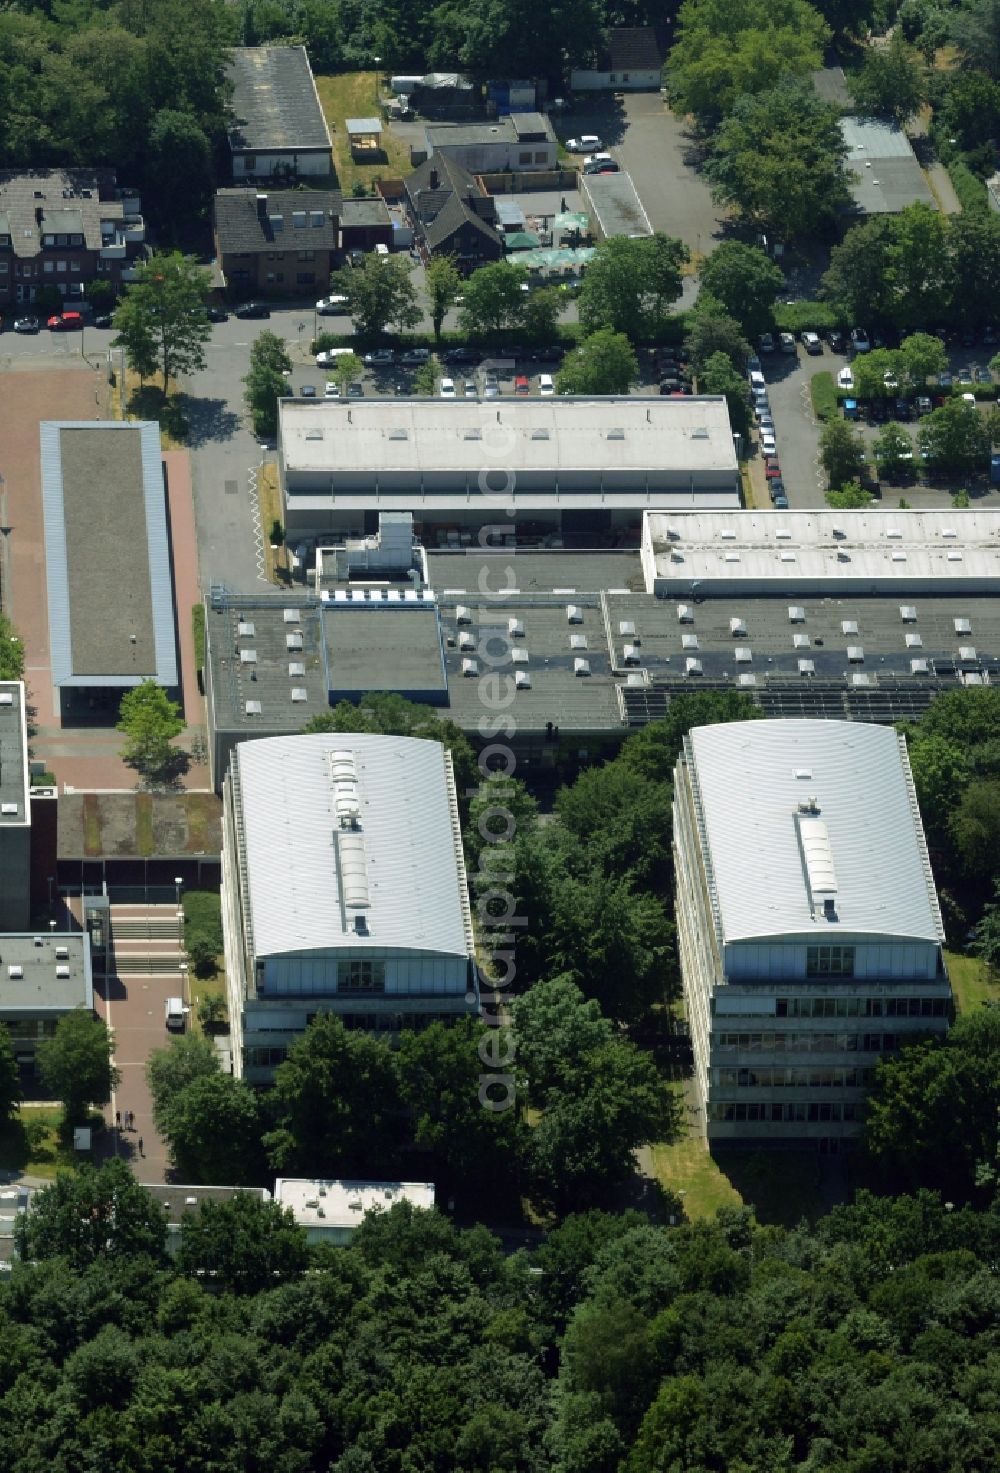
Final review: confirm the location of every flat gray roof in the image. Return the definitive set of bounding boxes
[0,933,92,1013]
[426,549,643,594]
[228,46,332,155]
[40,422,177,689]
[208,583,1000,746]
[582,170,653,239]
[0,683,29,828]
[141,1183,268,1223]
[840,116,935,215]
[280,397,738,478]
[326,606,447,695]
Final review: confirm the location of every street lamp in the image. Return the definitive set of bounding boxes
[174,875,183,915]
[373,56,381,110]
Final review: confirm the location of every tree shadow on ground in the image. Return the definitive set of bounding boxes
[712,1147,846,1227]
[174,394,242,448]
[128,747,191,791]
[127,385,189,445]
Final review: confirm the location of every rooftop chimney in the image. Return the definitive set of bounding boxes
[429,169,439,190]
[256,192,268,216]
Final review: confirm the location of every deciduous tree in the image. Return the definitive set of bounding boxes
[458,260,528,338]
[900,331,948,388]
[243,328,292,439]
[705,78,849,239]
[146,1032,219,1137]
[697,243,784,340]
[820,418,867,488]
[0,1022,22,1122]
[847,32,926,124]
[330,254,421,340]
[697,350,752,439]
[13,1160,167,1267]
[683,305,751,373]
[158,1072,265,1185]
[116,680,185,779]
[556,329,638,395]
[36,1009,118,1124]
[579,235,688,343]
[177,1194,308,1293]
[112,251,213,392]
[917,397,990,474]
[424,253,462,340]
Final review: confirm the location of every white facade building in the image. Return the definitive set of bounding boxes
[274,1179,436,1244]
[673,719,951,1144]
[642,508,1000,597]
[222,732,477,1082]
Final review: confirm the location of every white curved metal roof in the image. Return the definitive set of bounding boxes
[686,719,943,944]
[233,732,473,960]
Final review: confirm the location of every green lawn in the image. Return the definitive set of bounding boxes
[649,1086,830,1227]
[0,1107,85,1179]
[946,948,1000,1013]
[314,72,412,193]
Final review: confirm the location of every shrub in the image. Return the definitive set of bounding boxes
[947,161,989,216]
[187,934,218,979]
[810,370,838,422]
[774,300,842,333]
[270,519,284,546]
[197,994,227,1029]
[191,605,205,670]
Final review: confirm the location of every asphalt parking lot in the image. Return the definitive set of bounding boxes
[751,337,1000,512]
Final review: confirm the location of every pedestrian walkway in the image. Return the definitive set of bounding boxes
[92,901,188,1183]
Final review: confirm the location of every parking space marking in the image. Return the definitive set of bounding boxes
[247,463,267,583]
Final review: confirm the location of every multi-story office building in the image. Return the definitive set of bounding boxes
[221,732,477,1082]
[673,718,951,1145]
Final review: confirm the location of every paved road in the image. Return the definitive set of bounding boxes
[613,94,723,255]
[755,341,1000,511]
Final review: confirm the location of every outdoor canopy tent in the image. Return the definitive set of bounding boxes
[504,230,541,250]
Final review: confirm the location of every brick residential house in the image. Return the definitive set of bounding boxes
[0,169,144,310]
[213,188,342,297]
[404,156,503,271]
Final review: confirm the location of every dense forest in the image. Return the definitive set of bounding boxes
[5,1169,1000,1472]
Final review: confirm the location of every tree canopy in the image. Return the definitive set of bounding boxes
[696,243,784,340]
[578,234,688,343]
[556,329,638,395]
[330,254,420,340]
[112,252,213,392]
[116,681,185,781]
[36,1009,118,1124]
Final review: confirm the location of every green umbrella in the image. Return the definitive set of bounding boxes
[504,231,541,251]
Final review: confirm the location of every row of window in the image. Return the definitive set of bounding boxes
[41,233,84,247]
[715,1032,900,1054]
[517,150,550,164]
[716,1067,877,1089]
[710,1102,859,1124]
[230,251,320,262]
[3,1018,57,1040]
[773,996,948,1019]
[806,945,855,977]
[339,960,386,993]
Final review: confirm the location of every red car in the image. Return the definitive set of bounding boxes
[47,311,84,331]
[765,459,782,479]
[514,375,530,395]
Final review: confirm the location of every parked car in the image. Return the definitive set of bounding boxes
[48,311,83,330]
[565,135,602,152]
[439,376,456,399]
[514,374,530,395]
[779,332,796,354]
[363,348,394,365]
[745,353,762,372]
[583,153,619,174]
[324,382,340,398]
[765,458,782,479]
[759,333,775,353]
[399,347,430,364]
[463,379,477,397]
[843,398,859,420]
[348,250,365,268]
[938,371,953,388]
[316,295,349,315]
[895,398,912,420]
[772,491,789,509]
[531,344,563,362]
[760,433,777,456]
[837,366,855,390]
[826,329,845,351]
[316,348,356,367]
[234,302,270,318]
[757,413,775,433]
[205,305,229,322]
[347,381,364,398]
[13,316,39,333]
[850,327,870,353]
[539,373,554,396]
[983,325,998,346]
[957,364,974,383]
[976,367,993,384]
[484,381,500,398]
[883,370,899,390]
[749,370,766,391]
[802,331,822,355]
[769,477,785,496]
[916,396,933,415]
[93,313,114,328]
[300,384,317,397]
[444,347,479,364]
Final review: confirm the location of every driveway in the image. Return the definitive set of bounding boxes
[614,95,723,255]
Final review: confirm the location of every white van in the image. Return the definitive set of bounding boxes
[165,997,185,1032]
